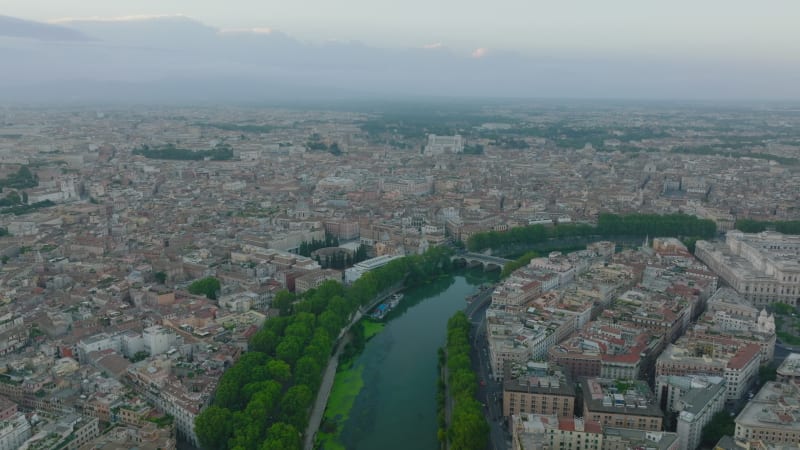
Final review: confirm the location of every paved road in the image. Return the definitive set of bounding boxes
[303,285,403,450]
[467,290,510,450]
[303,333,351,450]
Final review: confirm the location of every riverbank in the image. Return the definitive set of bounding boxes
[313,273,494,450]
[315,320,383,450]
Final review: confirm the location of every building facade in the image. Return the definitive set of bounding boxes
[696,231,800,307]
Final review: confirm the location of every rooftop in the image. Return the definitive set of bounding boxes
[777,353,800,379]
[736,382,800,431]
[582,378,663,418]
[503,362,575,397]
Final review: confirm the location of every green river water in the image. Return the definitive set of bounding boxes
[322,269,497,450]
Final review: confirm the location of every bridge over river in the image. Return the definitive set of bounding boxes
[451,252,511,271]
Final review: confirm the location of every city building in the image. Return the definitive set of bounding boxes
[581,378,663,431]
[344,254,403,284]
[656,339,761,404]
[602,428,680,450]
[656,375,727,450]
[424,134,464,156]
[510,414,603,450]
[735,382,800,445]
[0,406,30,450]
[714,435,800,450]
[776,353,800,384]
[502,362,575,418]
[696,231,800,307]
[294,268,342,294]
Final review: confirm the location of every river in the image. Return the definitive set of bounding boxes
[326,269,497,450]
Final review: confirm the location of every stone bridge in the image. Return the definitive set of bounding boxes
[451,252,511,271]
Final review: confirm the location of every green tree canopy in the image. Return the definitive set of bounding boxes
[195,405,234,450]
[188,277,221,300]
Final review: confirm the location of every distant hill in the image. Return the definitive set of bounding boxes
[0,15,92,41]
[0,15,797,102]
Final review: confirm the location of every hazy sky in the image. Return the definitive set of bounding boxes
[5,0,800,59]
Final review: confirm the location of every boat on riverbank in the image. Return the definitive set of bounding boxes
[369,293,403,320]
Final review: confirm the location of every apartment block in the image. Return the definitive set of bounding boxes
[735,382,800,445]
[696,231,800,307]
[502,362,575,418]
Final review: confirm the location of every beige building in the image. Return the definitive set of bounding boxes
[503,362,575,418]
[776,353,800,384]
[294,269,341,294]
[582,378,663,432]
[735,382,800,445]
[511,414,603,450]
[696,231,800,307]
[602,428,680,450]
[656,340,761,404]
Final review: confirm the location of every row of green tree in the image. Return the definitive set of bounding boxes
[595,212,716,237]
[194,246,456,450]
[499,251,539,278]
[0,200,55,216]
[671,146,798,165]
[297,234,340,257]
[196,123,274,134]
[442,311,489,449]
[133,143,234,161]
[0,166,37,190]
[462,144,484,155]
[0,191,25,207]
[305,134,342,155]
[466,213,717,252]
[735,219,800,235]
[315,246,370,270]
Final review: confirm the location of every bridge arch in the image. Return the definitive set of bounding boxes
[451,253,510,272]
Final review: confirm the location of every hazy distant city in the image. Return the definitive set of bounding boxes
[2,5,800,450]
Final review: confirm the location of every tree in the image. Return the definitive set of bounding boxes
[293,356,322,389]
[265,359,292,384]
[249,329,279,355]
[759,364,777,384]
[275,336,304,365]
[280,384,314,429]
[260,423,301,450]
[272,290,295,316]
[700,411,736,447]
[154,271,167,284]
[188,277,221,300]
[195,405,234,450]
[450,398,490,450]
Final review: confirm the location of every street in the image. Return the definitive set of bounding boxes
[467,290,511,450]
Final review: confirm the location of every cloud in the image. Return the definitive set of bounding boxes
[471,47,488,58]
[218,27,273,35]
[49,14,189,23]
[423,42,443,49]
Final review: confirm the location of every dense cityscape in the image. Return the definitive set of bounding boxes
[0,102,798,450]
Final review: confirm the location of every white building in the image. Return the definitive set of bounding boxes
[424,134,464,156]
[143,326,175,356]
[657,375,727,450]
[344,254,404,284]
[120,331,145,359]
[77,333,121,362]
[0,413,31,450]
[696,231,800,307]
